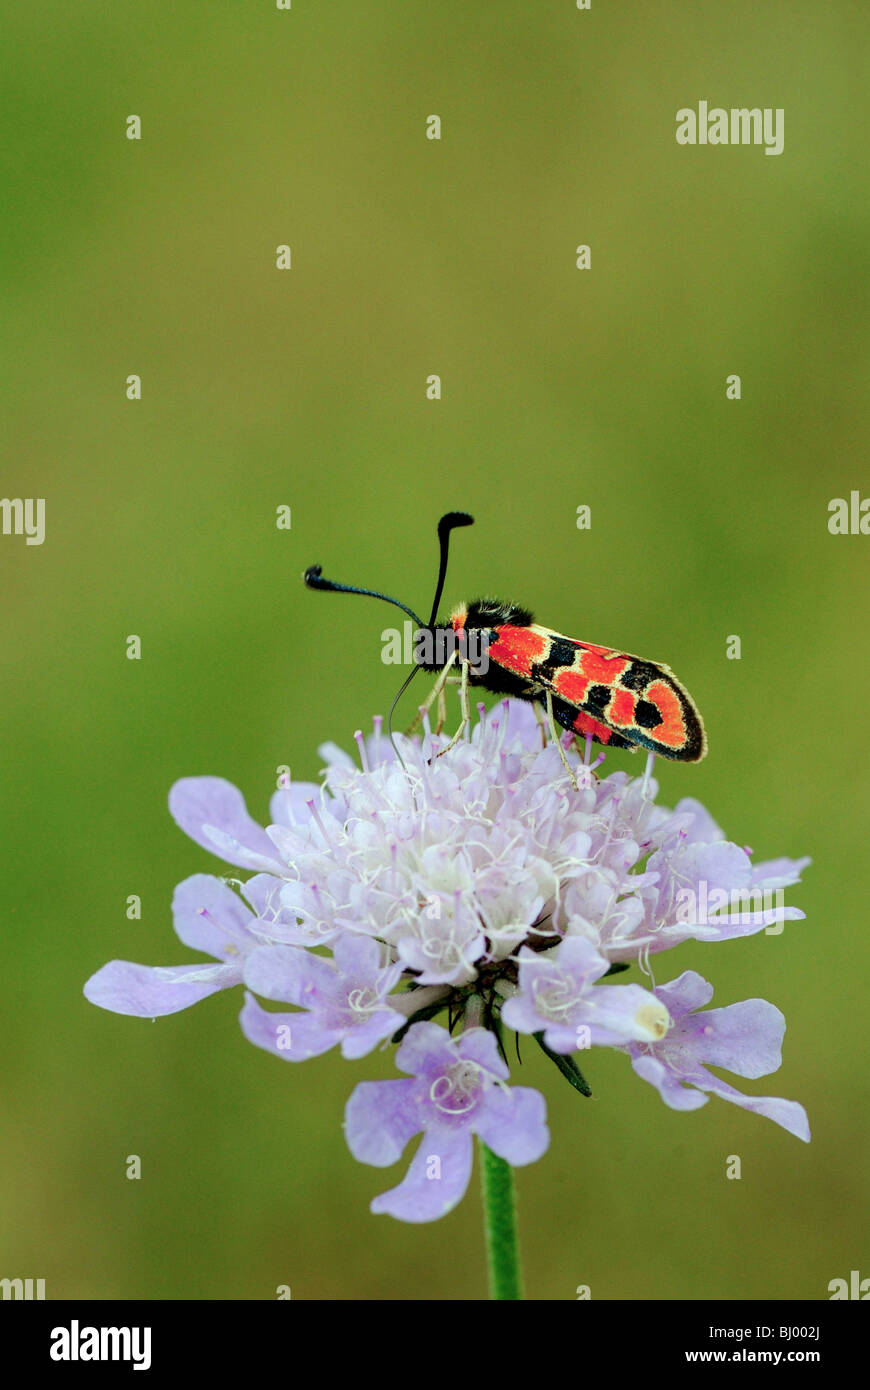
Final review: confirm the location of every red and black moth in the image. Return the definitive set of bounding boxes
[305,512,707,775]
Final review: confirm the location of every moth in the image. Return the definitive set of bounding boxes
[305,512,706,779]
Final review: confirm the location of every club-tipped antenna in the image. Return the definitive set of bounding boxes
[304,566,425,628]
[428,512,474,628]
[304,512,475,777]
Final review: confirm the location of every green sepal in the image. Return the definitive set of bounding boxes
[390,998,446,1044]
[533,1031,592,1097]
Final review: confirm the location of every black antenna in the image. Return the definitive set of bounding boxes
[428,512,474,627]
[304,512,475,772]
[303,512,474,632]
[303,566,425,629]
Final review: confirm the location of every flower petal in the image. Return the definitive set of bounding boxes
[239,992,340,1060]
[631,1052,710,1110]
[169,776,285,872]
[244,944,339,1006]
[684,999,785,1078]
[84,960,237,1016]
[369,1129,474,1222]
[694,1072,811,1142]
[269,781,325,827]
[171,874,259,957]
[474,1085,549,1165]
[344,1079,422,1165]
[750,856,812,889]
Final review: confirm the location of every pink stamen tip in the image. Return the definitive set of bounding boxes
[306,798,331,844]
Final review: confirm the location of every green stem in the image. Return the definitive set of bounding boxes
[479,1139,524,1300]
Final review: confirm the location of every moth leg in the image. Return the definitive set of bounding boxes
[435,677,449,734]
[545,690,579,791]
[406,649,459,735]
[438,659,471,755]
[435,675,462,734]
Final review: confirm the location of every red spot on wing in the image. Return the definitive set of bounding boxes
[555,649,630,710]
[606,687,636,728]
[578,648,630,684]
[646,680,686,749]
[488,625,548,677]
[571,710,618,744]
[554,668,591,703]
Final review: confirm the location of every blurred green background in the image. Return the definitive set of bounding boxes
[3,2,868,1300]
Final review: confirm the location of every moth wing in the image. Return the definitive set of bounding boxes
[523,625,707,762]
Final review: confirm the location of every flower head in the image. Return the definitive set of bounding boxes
[84,698,811,1220]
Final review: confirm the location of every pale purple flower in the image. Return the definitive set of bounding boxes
[501,936,670,1052]
[345,1021,549,1221]
[623,971,810,1141]
[83,874,269,1016]
[84,698,812,1220]
[240,933,405,1060]
[169,777,290,874]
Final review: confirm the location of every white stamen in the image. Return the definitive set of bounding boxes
[306,798,332,846]
[354,729,370,774]
[641,751,656,798]
[429,1061,483,1115]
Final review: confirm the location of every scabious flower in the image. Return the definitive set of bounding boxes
[345,1022,548,1221]
[621,971,811,1140]
[240,934,406,1060]
[500,936,671,1052]
[84,699,811,1222]
[84,873,269,1016]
